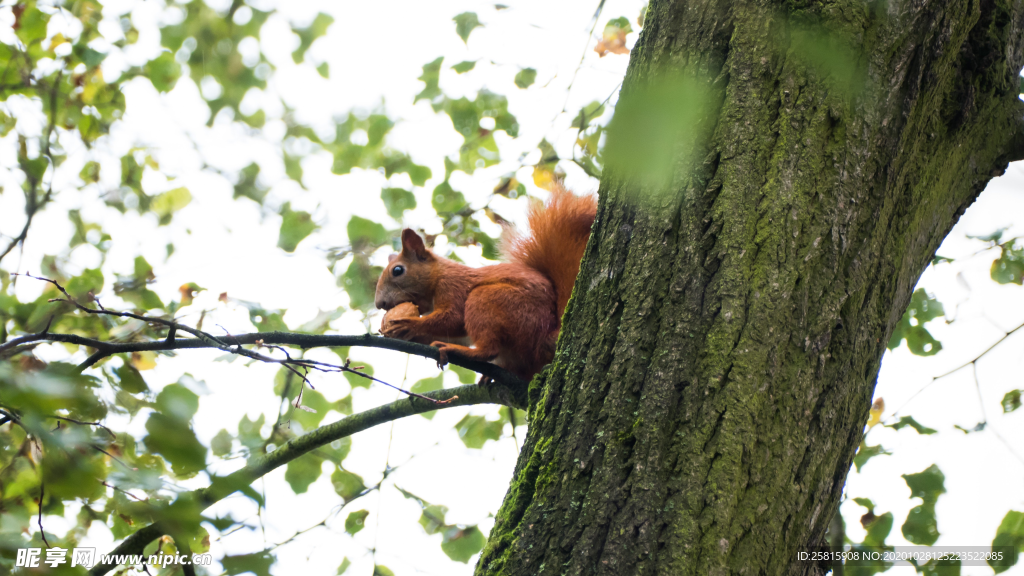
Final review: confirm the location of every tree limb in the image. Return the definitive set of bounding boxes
[0,330,527,395]
[88,383,503,576]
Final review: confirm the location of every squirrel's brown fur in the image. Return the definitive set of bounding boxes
[375,186,597,380]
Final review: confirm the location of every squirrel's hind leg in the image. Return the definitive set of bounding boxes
[429,338,500,370]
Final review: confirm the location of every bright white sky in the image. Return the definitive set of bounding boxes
[1,0,1023,574]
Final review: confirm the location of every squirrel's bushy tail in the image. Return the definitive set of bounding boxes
[504,185,597,323]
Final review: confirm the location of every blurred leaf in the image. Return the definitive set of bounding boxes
[414,57,444,104]
[211,429,233,457]
[954,421,987,434]
[432,181,467,214]
[991,242,1024,285]
[450,365,478,384]
[238,414,266,451]
[339,258,382,312]
[151,187,191,225]
[441,525,486,563]
[411,374,444,419]
[155,383,199,421]
[887,288,945,356]
[853,441,890,472]
[453,12,482,44]
[345,509,370,535]
[222,551,275,576]
[454,414,503,449]
[343,362,374,389]
[452,60,477,74]
[144,412,206,477]
[337,558,352,574]
[331,468,366,503]
[381,187,417,220]
[114,363,148,394]
[145,51,181,92]
[292,13,334,64]
[885,416,937,435]
[514,68,537,89]
[901,464,945,545]
[594,16,632,57]
[572,100,606,130]
[285,454,323,494]
[373,566,395,576]
[278,202,318,252]
[347,216,389,250]
[991,510,1024,573]
[1002,390,1022,413]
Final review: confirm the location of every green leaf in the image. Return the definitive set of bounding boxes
[373,566,395,576]
[145,51,181,92]
[144,413,207,477]
[419,504,448,535]
[114,363,148,394]
[278,202,318,252]
[211,429,233,457]
[572,100,606,129]
[885,416,937,435]
[903,464,946,501]
[991,510,1024,573]
[432,181,467,214]
[285,454,324,494]
[411,374,445,419]
[339,258,382,311]
[991,242,1024,285]
[347,215,389,250]
[414,57,444,104]
[853,441,890,472]
[155,383,199,421]
[453,12,482,44]
[317,62,330,78]
[864,512,893,547]
[331,468,366,503]
[67,268,104,300]
[454,414,504,449]
[345,509,370,535]
[450,365,478,384]
[1002,390,1023,413]
[343,362,374,389]
[337,558,352,574]
[514,68,537,89]
[901,464,945,546]
[151,187,191,225]
[292,13,334,64]
[238,413,266,451]
[441,525,486,563]
[452,60,477,74]
[381,187,417,220]
[221,551,275,576]
[887,288,945,356]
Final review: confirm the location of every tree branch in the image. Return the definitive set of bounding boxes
[0,330,526,395]
[88,383,504,576]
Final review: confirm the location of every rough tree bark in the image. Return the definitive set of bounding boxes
[478,1,1024,575]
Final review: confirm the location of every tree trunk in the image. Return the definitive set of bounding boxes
[478,1,1024,575]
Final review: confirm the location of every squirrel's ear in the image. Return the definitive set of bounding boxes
[401,229,431,261]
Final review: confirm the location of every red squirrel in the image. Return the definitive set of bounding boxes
[374,186,597,381]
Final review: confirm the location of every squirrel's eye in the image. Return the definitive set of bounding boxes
[392,265,405,277]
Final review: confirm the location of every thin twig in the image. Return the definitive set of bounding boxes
[38,481,50,547]
[49,415,117,439]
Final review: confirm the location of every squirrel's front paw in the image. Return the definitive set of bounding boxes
[381,317,418,340]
